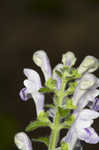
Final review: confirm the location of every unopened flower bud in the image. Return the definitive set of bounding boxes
[78,56,99,74]
[14,132,33,150]
[33,50,51,81]
[62,51,76,67]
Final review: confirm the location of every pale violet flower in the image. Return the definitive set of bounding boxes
[19,69,44,116]
[75,109,99,143]
[14,132,33,150]
[62,51,76,67]
[77,56,99,74]
[62,109,99,150]
[72,73,99,108]
[33,50,52,81]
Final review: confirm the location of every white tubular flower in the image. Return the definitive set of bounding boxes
[78,56,99,74]
[62,51,76,67]
[73,73,97,106]
[14,132,33,150]
[19,69,44,116]
[62,109,99,150]
[33,50,52,81]
[53,63,64,90]
[75,109,99,144]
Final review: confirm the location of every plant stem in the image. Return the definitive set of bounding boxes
[48,110,60,150]
[48,78,67,150]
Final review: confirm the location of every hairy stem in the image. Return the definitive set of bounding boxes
[48,110,60,150]
[48,77,67,150]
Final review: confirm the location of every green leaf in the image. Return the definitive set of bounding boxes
[44,104,56,109]
[60,66,69,73]
[72,68,81,79]
[58,107,70,118]
[69,81,78,88]
[66,115,75,127]
[66,81,78,95]
[45,78,56,89]
[64,115,75,128]
[61,141,68,150]
[39,87,53,93]
[55,70,62,78]
[66,99,77,109]
[38,111,49,123]
[32,137,49,146]
[25,120,49,132]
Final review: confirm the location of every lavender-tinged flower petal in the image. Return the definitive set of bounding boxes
[24,80,37,93]
[14,132,33,150]
[73,73,97,106]
[62,109,99,149]
[75,109,99,144]
[62,51,76,67]
[53,64,63,90]
[79,73,97,90]
[77,127,99,144]
[78,56,99,74]
[77,89,99,111]
[76,109,99,127]
[33,50,52,81]
[20,68,44,116]
[32,93,44,115]
[24,69,42,89]
[23,80,44,116]
[62,122,78,150]
[19,88,32,101]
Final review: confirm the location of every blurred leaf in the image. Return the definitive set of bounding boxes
[55,70,62,78]
[25,120,49,132]
[39,87,53,93]
[38,111,49,123]
[66,99,77,110]
[45,104,55,109]
[32,137,49,146]
[45,78,56,89]
[58,107,70,118]
[61,141,68,150]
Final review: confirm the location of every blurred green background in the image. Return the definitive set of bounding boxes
[0,0,99,150]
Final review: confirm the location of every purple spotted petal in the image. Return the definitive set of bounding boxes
[92,97,99,111]
[19,88,31,101]
[33,50,52,81]
[78,127,99,144]
[14,132,33,150]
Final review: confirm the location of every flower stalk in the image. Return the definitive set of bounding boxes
[48,77,67,150]
[15,50,99,150]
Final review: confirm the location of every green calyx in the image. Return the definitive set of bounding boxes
[61,141,68,150]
